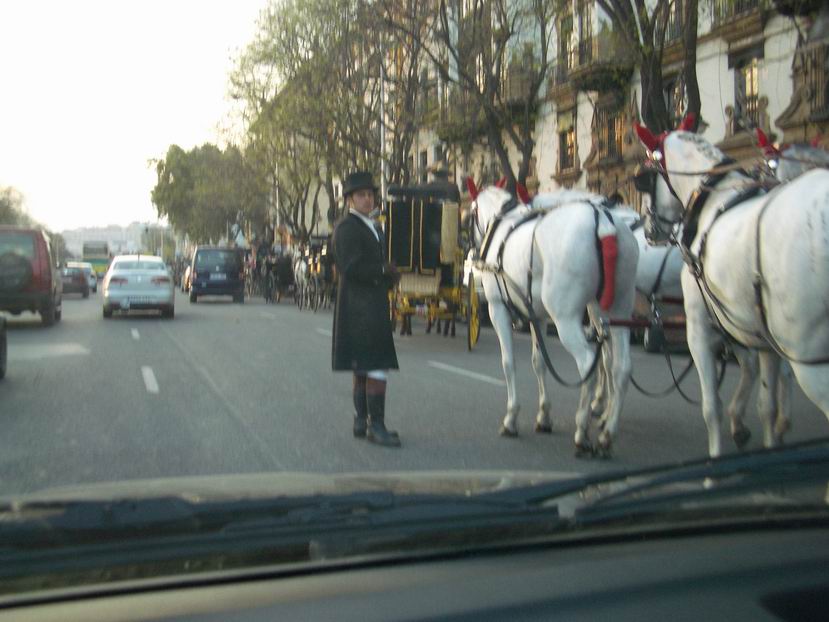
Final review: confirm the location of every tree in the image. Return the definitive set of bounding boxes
[0,187,34,227]
[596,0,701,132]
[383,0,556,190]
[151,143,268,244]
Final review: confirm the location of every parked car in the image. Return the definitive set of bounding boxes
[68,261,97,293]
[0,317,6,380]
[0,226,62,326]
[60,266,90,298]
[188,246,244,303]
[102,255,174,319]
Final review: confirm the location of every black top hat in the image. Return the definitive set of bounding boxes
[342,171,379,198]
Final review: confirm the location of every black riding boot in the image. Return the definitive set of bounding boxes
[366,392,401,448]
[353,375,368,438]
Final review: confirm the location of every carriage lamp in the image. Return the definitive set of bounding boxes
[652,150,663,162]
[768,158,779,170]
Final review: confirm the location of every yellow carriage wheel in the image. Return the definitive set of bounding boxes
[467,274,480,351]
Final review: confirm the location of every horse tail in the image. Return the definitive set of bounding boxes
[596,211,618,311]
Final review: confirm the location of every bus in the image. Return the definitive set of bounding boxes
[82,241,111,279]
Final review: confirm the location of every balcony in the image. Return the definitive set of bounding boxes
[712,0,761,24]
[805,42,829,121]
[502,64,536,106]
[567,29,635,93]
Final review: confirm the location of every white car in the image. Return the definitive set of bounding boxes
[102,255,175,319]
[67,261,97,293]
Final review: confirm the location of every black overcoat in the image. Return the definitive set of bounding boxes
[331,213,399,372]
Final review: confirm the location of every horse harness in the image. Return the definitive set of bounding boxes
[472,197,617,387]
[675,165,829,365]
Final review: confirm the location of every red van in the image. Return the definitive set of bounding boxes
[0,226,63,326]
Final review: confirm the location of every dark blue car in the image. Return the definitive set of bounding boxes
[188,246,245,304]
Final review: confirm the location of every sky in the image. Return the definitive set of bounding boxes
[0,0,269,232]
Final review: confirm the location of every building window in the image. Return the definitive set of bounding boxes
[558,109,576,171]
[735,56,760,129]
[577,2,593,64]
[559,14,574,70]
[420,150,428,183]
[666,0,682,42]
[597,108,623,160]
[663,76,686,129]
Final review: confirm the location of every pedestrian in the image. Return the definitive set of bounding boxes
[331,171,401,447]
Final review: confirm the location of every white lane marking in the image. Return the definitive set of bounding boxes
[259,311,277,320]
[141,366,160,394]
[131,329,140,340]
[316,328,332,337]
[427,361,505,386]
[9,343,90,361]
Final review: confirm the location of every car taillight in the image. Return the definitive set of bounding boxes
[151,276,170,284]
[109,276,127,286]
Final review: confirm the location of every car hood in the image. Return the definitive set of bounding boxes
[1,470,579,505]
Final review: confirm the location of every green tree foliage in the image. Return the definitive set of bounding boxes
[0,187,34,227]
[151,143,268,244]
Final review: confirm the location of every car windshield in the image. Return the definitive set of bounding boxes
[0,0,825,602]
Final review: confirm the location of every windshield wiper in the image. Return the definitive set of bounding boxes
[479,437,829,525]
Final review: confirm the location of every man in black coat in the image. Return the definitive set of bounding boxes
[331,172,401,447]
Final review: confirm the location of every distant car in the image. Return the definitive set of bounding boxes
[68,261,97,293]
[0,226,62,326]
[60,266,90,298]
[0,317,6,380]
[181,265,191,293]
[102,255,174,319]
[188,246,244,303]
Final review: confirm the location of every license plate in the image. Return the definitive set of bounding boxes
[128,297,151,305]
[210,273,227,281]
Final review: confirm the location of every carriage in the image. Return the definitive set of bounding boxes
[384,180,481,350]
[295,235,335,312]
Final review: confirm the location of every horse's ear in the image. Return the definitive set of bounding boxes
[465,177,479,200]
[756,128,781,155]
[677,113,696,132]
[634,122,659,153]
[516,182,531,204]
[495,177,506,189]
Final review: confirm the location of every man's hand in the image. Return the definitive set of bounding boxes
[383,262,401,286]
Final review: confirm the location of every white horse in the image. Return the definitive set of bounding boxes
[635,123,829,457]
[470,184,638,456]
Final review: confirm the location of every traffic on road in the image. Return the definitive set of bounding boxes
[1,1,828,618]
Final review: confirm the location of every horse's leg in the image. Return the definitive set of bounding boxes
[685,303,724,458]
[490,302,520,436]
[590,348,608,419]
[774,361,793,443]
[726,346,756,450]
[789,362,829,421]
[530,330,552,434]
[756,351,781,448]
[554,316,599,456]
[596,326,632,456]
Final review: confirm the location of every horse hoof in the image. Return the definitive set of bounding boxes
[732,425,751,450]
[534,422,553,434]
[499,425,518,438]
[574,442,594,459]
[774,417,791,439]
[597,444,612,460]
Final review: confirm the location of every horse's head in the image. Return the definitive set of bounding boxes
[634,115,723,244]
[465,178,516,250]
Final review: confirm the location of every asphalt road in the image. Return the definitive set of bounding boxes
[0,290,826,496]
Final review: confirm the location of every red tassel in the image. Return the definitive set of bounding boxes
[465,177,479,200]
[634,123,659,153]
[677,113,696,132]
[599,235,618,311]
[516,182,531,204]
[495,177,507,188]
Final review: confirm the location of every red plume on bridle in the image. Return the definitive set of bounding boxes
[465,177,479,200]
[811,134,824,148]
[634,122,660,154]
[677,113,696,132]
[495,176,531,203]
[495,177,506,189]
[755,128,781,156]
